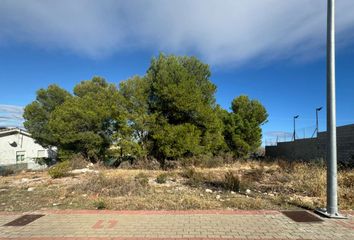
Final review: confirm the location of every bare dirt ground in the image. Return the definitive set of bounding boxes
[0,160,353,212]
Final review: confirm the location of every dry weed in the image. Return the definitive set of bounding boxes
[71,173,150,197]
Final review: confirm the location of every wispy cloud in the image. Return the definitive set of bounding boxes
[1,0,354,66]
[0,104,24,127]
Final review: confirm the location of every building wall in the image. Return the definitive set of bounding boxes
[0,133,53,170]
[265,124,354,165]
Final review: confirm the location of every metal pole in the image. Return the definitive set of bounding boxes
[312,107,322,138]
[316,109,319,136]
[326,0,338,217]
[312,109,318,138]
[293,115,298,141]
[293,117,296,141]
[315,0,345,218]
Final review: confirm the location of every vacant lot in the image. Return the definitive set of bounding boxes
[0,160,353,212]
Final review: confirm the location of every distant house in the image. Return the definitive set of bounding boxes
[0,128,56,170]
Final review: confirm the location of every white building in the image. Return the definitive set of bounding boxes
[0,128,56,170]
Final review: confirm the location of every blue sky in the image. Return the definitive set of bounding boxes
[1,0,354,145]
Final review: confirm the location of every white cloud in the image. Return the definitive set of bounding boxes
[0,104,24,127]
[0,0,354,65]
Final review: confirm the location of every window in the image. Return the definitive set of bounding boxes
[16,151,25,162]
[37,150,45,158]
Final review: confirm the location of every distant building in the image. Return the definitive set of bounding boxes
[0,128,56,170]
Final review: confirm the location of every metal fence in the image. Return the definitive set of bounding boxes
[265,125,318,146]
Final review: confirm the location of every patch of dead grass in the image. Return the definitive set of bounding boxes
[1,159,353,212]
[70,173,150,197]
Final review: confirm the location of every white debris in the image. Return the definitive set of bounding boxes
[246,189,251,194]
[205,189,213,193]
[27,187,35,192]
[70,168,98,174]
[230,191,236,195]
[21,178,29,183]
[87,163,94,168]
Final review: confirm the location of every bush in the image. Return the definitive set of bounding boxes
[220,152,237,164]
[34,157,54,166]
[117,160,133,169]
[181,168,204,187]
[93,198,106,210]
[223,171,240,192]
[132,158,161,170]
[243,167,264,181]
[164,160,180,170]
[68,154,88,169]
[48,161,71,178]
[134,172,149,186]
[277,159,296,172]
[156,173,168,184]
[57,149,76,162]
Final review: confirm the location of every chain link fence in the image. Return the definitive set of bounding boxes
[265,125,317,146]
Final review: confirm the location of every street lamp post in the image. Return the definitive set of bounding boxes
[312,107,323,138]
[315,0,345,219]
[293,115,299,141]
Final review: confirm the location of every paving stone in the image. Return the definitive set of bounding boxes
[0,210,352,240]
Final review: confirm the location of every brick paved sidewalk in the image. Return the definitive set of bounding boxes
[0,210,353,240]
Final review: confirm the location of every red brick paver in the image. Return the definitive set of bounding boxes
[0,210,352,240]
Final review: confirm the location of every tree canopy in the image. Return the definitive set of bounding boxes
[222,96,268,157]
[146,54,224,160]
[23,84,71,147]
[23,54,268,163]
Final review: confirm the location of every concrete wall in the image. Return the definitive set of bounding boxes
[0,132,55,170]
[265,124,354,165]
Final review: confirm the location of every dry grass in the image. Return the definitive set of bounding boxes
[70,173,150,197]
[0,159,353,212]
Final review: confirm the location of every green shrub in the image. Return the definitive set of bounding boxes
[57,149,76,162]
[93,198,106,210]
[223,171,240,192]
[156,173,168,184]
[48,161,71,178]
